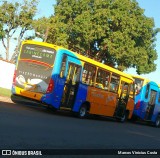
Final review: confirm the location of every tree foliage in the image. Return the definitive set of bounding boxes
[47,0,159,74]
[0,0,38,61]
[33,17,51,42]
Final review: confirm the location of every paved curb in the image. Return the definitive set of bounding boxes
[0,95,13,103]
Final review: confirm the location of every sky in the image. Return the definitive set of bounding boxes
[1,0,160,84]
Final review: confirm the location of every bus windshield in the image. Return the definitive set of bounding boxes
[15,44,56,93]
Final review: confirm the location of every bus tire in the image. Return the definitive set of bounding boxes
[119,111,129,123]
[11,94,20,104]
[78,104,88,118]
[154,115,160,127]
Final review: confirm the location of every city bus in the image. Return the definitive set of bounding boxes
[131,75,160,127]
[12,40,135,122]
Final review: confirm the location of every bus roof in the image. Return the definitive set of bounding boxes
[130,74,150,82]
[74,52,133,80]
[22,40,63,50]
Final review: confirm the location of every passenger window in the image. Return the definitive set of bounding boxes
[134,79,143,94]
[82,64,96,85]
[95,69,110,90]
[109,74,120,92]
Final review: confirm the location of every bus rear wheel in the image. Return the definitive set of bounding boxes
[78,104,88,118]
[118,111,128,123]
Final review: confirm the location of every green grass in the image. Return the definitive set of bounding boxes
[0,87,12,97]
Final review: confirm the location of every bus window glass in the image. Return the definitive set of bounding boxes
[73,66,81,83]
[67,64,75,81]
[82,64,96,85]
[20,44,56,65]
[95,69,110,90]
[120,81,129,94]
[109,74,120,92]
[15,44,56,93]
[134,78,144,93]
[145,84,150,99]
[66,63,81,85]
[60,55,67,78]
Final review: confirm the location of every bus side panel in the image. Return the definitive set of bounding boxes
[72,83,88,112]
[134,99,149,120]
[139,102,147,119]
[133,85,148,119]
[41,52,65,108]
[14,86,43,101]
[87,87,118,117]
[151,103,160,122]
[44,76,66,109]
[151,95,160,122]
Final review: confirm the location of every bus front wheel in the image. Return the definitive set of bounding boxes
[78,105,88,118]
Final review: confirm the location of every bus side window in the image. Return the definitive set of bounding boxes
[134,79,143,94]
[109,74,120,92]
[95,69,110,90]
[82,64,96,86]
[60,56,67,78]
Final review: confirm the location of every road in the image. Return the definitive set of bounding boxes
[0,96,160,157]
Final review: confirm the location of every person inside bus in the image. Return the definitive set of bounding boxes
[82,69,87,83]
[135,83,141,93]
[110,83,117,92]
[104,80,109,90]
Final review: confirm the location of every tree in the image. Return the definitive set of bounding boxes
[48,0,160,74]
[0,0,38,62]
[33,17,51,42]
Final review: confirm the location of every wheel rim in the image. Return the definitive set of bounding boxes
[121,115,126,122]
[80,107,86,117]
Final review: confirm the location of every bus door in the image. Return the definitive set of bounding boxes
[115,81,130,118]
[145,90,157,120]
[61,62,81,108]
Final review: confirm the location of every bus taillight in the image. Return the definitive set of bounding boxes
[13,70,16,85]
[135,100,140,109]
[46,78,54,93]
